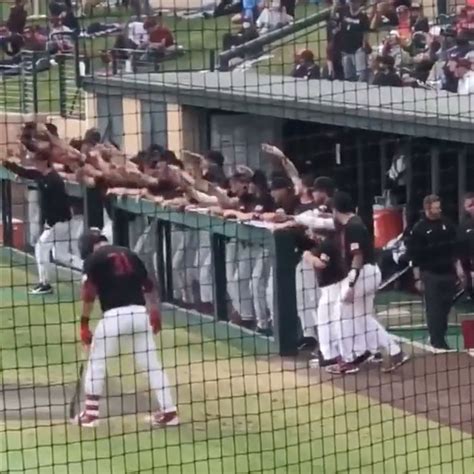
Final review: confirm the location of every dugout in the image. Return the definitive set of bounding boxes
[83,71,474,231]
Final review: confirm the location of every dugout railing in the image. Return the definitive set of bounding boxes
[0,166,300,355]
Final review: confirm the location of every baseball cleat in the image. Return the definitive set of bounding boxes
[151,411,179,428]
[70,411,99,428]
[382,351,410,373]
[326,361,360,375]
[29,283,53,295]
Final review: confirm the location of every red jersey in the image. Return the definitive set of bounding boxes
[149,26,174,47]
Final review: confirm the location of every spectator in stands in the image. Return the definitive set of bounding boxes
[48,17,74,53]
[222,18,259,52]
[456,57,474,94]
[291,49,320,80]
[256,0,293,35]
[0,34,24,69]
[210,0,243,19]
[128,18,149,47]
[372,55,403,86]
[456,5,474,41]
[441,56,460,92]
[61,4,80,36]
[7,0,27,35]
[370,0,411,30]
[333,0,371,82]
[409,3,429,33]
[142,14,175,59]
[379,30,411,71]
[23,26,48,51]
[242,0,260,22]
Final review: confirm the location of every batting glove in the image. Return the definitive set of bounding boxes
[80,316,93,346]
[149,308,162,334]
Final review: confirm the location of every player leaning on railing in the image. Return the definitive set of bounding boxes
[2,124,75,295]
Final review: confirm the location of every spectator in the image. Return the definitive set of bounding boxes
[372,55,403,86]
[410,3,429,33]
[61,4,80,36]
[128,19,149,47]
[370,0,412,30]
[222,18,259,52]
[23,26,48,51]
[48,17,74,53]
[256,0,293,34]
[379,30,412,70]
[143,14,175,58]
[333,0,371,82]
[455,58,474,94]
[242,0,260,22]
[456,6,474,40]
[396,5,412,42]
[291,49,320,80]
[210,0,243,19]
[441,57,460,92]
[7,0,28,35]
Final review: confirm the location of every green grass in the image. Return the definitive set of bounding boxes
[1,252,474,474]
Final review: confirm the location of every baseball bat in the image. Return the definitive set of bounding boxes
[68,362,85,420]
[378,265,411,291]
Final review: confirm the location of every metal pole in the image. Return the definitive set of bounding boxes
[457,146,467,220]
[1,179,13,247]
[211,233,227,321]
[272,232,298,356]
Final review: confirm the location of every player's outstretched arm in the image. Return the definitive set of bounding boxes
[143,277,162,335]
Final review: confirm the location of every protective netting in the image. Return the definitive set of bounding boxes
[1,0,474,473]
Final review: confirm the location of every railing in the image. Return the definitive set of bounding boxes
[218,8,331,71]
[0,167,300,356]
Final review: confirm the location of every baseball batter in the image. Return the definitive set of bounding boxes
[73,229,178,428]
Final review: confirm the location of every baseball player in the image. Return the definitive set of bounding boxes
[3,152,73,295]
[74,228,178,428]
[329,192,409,374]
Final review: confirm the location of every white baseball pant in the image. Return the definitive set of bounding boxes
[196,230,214,304]
[317,282,342,360]
[171,226,198,304]
[251,245,273,329]
[133,218,159,288]
[35,220,73,284]
[226,240,254,321]
[338,264,401,362]
[84,305,176,413]
[295,257,319,338]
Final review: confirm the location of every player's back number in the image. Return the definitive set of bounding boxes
[108,252,133,275]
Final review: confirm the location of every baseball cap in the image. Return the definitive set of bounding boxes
[78,228,108,260]
[333,191,355,213]
[456,58,472,69]
[270,175,294,191]
[313,176,336,195]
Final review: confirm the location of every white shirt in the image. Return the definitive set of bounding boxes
[128,21,148,47]
[49,25,73,51]
[458,70,474,95]
[256,8,293,32]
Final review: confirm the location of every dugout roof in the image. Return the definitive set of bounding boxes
[84,71,474,144]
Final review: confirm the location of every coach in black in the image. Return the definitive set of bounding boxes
[407,195,465,350]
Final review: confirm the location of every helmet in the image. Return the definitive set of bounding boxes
[78,228,107,260]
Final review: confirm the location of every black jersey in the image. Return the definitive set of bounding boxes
[341,215,375,271]
[316,237,346,287]
[4,162,71,226]
[407,216,459,274]
[83,245,149,312]
[458,215,474,271]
